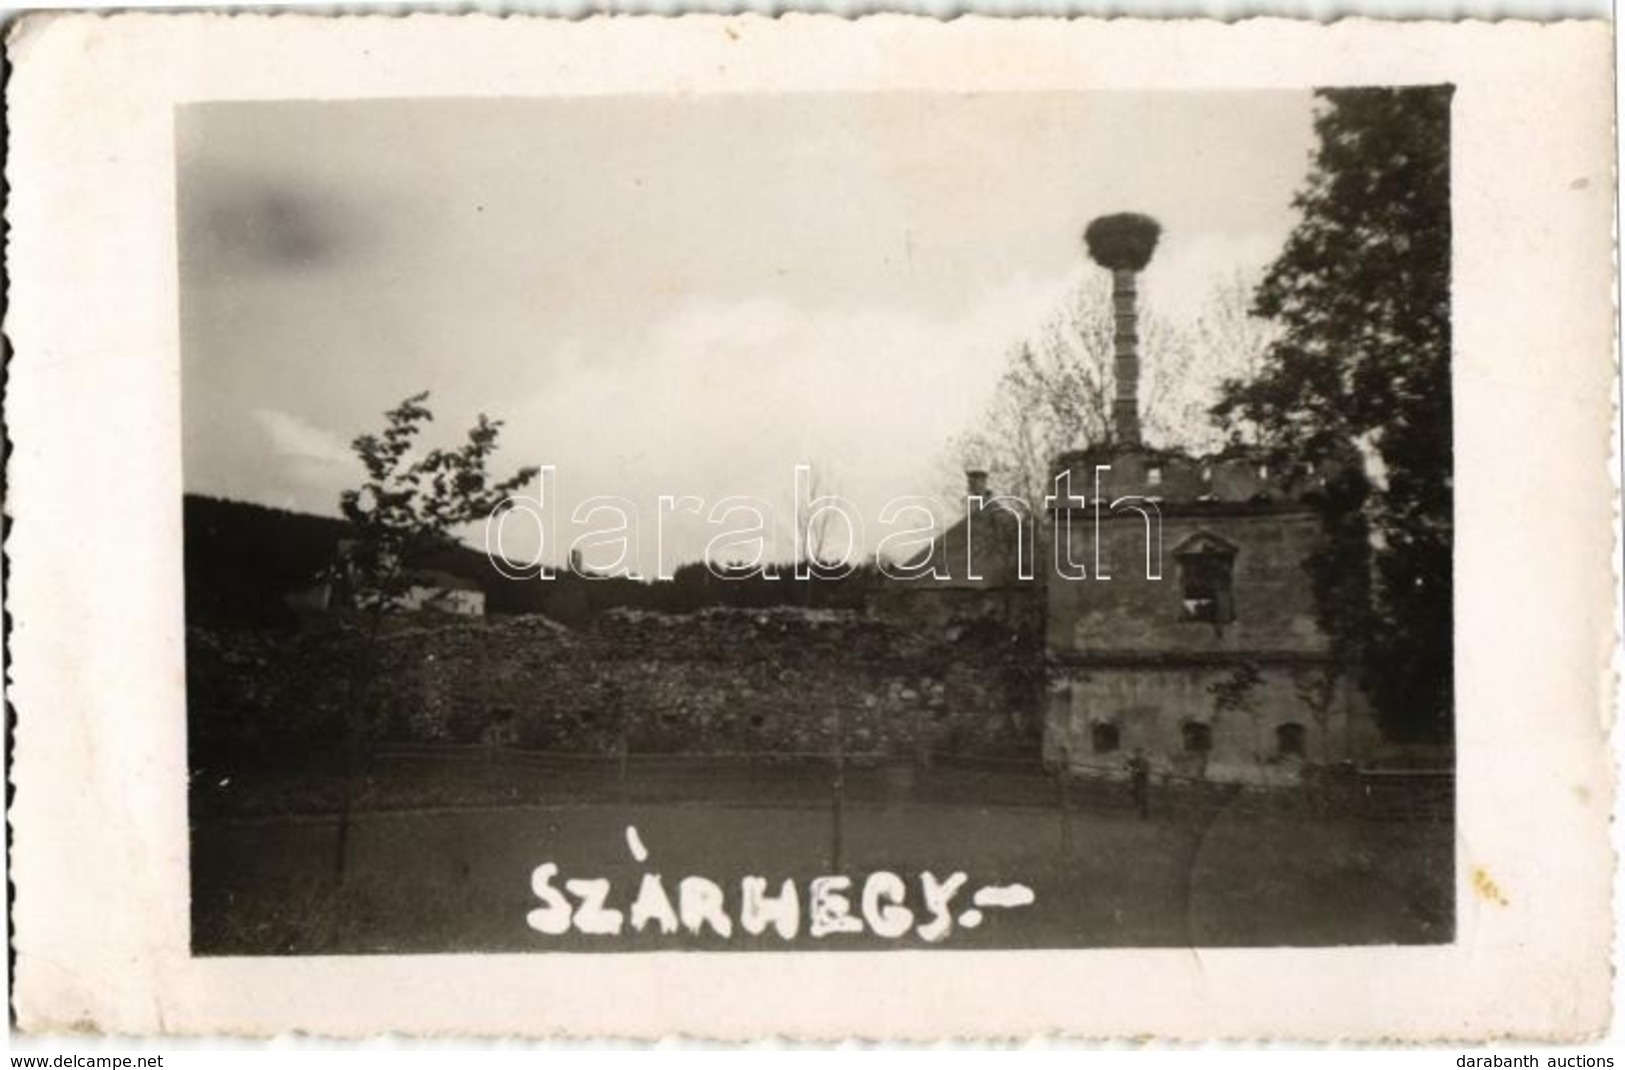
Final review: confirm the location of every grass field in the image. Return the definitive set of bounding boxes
[191,760,1453,954]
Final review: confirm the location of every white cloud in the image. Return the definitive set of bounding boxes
[184,95,1318,555]
[253,407,352,467]
[499,275,1071,572]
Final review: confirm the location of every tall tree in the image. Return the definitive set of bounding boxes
[331,392,538,880]
[1213,86,1454,742]
[340,391,539,611]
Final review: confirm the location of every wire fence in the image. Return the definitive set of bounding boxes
[359,739,1453,825]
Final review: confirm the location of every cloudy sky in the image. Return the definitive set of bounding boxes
[178,92,1317,575]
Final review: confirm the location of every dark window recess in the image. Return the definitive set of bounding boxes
[1182,721,1213,754]
[1179,550,1236,623]
[1276,722,1306,758]
[1091,722,1121,754]
[749,712,767,730]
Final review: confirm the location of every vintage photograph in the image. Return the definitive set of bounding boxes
[179,88,1456,955]
[9,9,1617,1042]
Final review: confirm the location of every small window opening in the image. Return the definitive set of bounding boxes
[1182,721,1213,754]
[1091,722,1121,754]
[1147,466,1163,487]
[1276,722,1306,759]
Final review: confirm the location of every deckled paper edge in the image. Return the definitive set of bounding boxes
[3,12,1616,1041]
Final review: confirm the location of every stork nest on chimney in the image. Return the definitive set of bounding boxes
[1083,213,1163,272]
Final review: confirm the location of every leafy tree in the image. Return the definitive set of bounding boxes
[331,392,537,880]
[339,391,539,613]
[1213,86,1454,742]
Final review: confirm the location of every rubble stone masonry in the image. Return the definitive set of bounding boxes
[187,606,1044,769]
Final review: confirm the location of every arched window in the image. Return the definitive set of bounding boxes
[1091,722,1121,754]
[1276,722,1306,759]
[1182,721,1213,754]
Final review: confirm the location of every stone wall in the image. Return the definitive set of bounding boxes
[870,584,1043,640]
[187,607,1044,769]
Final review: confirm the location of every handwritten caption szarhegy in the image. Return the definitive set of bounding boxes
[527,826,1036,943]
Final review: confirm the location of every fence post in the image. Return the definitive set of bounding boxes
[617,731,630,801]
[1056,746,1073,856]
[831,704,846,873]
[332,735,357,884]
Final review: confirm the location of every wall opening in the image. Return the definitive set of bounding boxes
[1178,547,1235,623]
[1276,721,1306,759]
[1091,722,1121,754]
[1182,721,1213,754]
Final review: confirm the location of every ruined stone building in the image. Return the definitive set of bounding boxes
[1042,213,1379,784]
[878,447,1378,785]
[882,213,1381,784]
[1042,446,1378,785]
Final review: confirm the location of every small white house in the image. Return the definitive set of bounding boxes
[397,570,486,616]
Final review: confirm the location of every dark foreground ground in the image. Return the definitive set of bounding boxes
[191,755,1453,954]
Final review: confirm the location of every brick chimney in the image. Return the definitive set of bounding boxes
[966,469,990,498]
[1083,213,1163,449]
[1110,267,1142,447]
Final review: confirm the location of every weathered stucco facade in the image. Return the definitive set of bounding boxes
[1043,447,1379,784]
